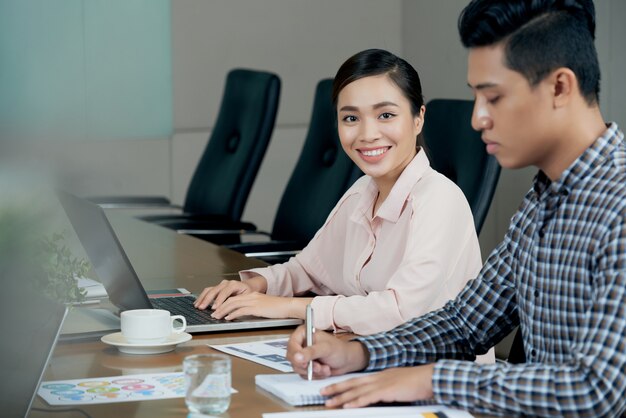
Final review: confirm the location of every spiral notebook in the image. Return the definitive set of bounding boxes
[256,373,375,406]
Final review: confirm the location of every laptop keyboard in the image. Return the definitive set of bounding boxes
[151,296,225,326]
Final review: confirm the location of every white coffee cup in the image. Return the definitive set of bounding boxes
[120,309,187,344]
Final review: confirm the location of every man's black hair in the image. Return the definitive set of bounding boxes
[458,0,600,104]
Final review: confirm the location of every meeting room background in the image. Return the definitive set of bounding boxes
[1,0,625,259]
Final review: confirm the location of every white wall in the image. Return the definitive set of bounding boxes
[172,0,403,129]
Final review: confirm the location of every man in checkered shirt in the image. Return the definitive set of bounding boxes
[287,0,626,416]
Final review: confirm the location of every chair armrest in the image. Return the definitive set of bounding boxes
[179,229,271,238]
[226,240,302,258]
[88,196,183,210]
[139,213,255,230]
[146,216,258,246]
[165,219,258,235]
[176,228,254,236]
[238,230,272,241]
[244,249,301,258]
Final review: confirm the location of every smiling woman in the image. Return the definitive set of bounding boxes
[195,50,492,362]
[335,75,423,214]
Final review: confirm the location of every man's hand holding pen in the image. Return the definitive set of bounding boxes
[286,322,370,379]
[286,322,435,408]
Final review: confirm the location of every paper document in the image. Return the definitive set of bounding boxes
[76,277,107,299]
[38,372,236,406]
[210,337,292,372]
[262,405,474,418]
[39,372,186,405]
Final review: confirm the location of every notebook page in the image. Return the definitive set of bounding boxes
[255,373,374,406]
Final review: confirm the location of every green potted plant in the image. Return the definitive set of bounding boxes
[36,232,91,303]
[0,187,92,304]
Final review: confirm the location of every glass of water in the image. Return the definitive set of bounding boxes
[183,353,231,415]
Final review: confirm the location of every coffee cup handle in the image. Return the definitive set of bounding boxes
[171,315,187,334]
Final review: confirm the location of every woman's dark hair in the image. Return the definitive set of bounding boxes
[331,49,424,116]
[458,0,600,105]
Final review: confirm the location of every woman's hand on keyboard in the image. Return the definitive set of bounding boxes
[193,276,267,310]
[210,294,313,321]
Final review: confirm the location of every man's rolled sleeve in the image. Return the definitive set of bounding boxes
[357,332,408,371]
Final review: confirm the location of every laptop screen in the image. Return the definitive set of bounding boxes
[57,191,153,313]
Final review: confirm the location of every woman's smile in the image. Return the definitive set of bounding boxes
[357,146,392,162]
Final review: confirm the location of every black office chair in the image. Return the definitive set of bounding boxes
[90,69,281,237]
[422,99,501,234]
[183,79,362,263]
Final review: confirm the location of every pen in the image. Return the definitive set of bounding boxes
[306,304,314,381]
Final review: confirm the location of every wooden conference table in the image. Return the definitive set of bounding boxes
[30,213,490,418]
[30,212,305,418]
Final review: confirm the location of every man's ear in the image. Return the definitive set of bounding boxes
[551,67,577,108]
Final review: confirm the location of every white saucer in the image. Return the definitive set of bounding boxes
[101,332,192,355]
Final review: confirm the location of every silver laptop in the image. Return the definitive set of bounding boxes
[57,191,301,333]
[0,268,68,417]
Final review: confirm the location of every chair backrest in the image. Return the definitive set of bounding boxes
[422,99,501,234]
[271,79,361,244]
[183,69,281,220]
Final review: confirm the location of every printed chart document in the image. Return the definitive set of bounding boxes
[210,337,292,372]
[38,372,186,405]
[256,373,376,406]
[38,372,236,406]
[262,406,474,418]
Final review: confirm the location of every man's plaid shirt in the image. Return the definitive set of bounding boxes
[356,123,626,417]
